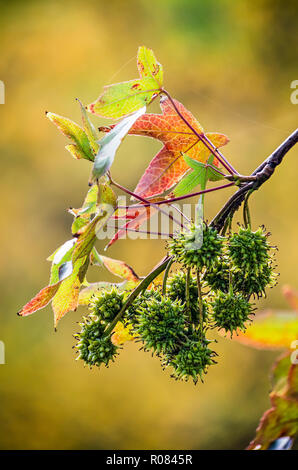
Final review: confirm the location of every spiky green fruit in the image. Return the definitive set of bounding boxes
[168,223,224,270]
[163,334,216,384]
[234,264,278,299]
[167,271,209,325]
[125,288,161,326]
[74,316,118,368]
[211,290,254,335]
[135,296,187,355]
[228,226,273,275]
[204,258,230,292]
[90,287,124,325]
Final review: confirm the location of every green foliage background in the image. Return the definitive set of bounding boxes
[0,0,297,450]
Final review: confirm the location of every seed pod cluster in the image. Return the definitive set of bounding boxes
[74,225,277,385]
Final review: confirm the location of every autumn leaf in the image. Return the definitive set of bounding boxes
[107,204,157,248]
[17,283,61,317]
[247,353,298,450]
[230,310,298,350]
[112,322,134,346]
[87,46,163,119]
[46,112,94,161]
[92,252,140,283]
[101,96,229,198]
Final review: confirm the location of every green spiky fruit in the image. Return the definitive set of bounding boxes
[90,287,124,325]
[204,258,230,292]
[167,271,198,302]
[167,271,209,325]
[74,316,118,368]
[124,288,161,326]
[163,334,217,384]
[234,264,277,299]
[228,226,273,275]
[168,223,224,270]
[135,296,187,354]
[211,290,254,335]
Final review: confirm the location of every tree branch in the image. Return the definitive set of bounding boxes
[210,129,298,231]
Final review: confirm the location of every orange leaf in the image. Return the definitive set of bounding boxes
[17,283,61,317]
[109,96,229,197]
[230,310,298,350]
[99,255,140,282]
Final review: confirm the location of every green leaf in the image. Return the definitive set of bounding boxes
[70,185,99,235]
[76,98,99,154]
[173,170,201,197]
[52,255,89,327]
[184,154,224,182]
[98,182,117,208]
[72,202,116,264]
[137,46,163,87]
[92,106,146,180]
[46,112,94,161]
[87,46,163,119]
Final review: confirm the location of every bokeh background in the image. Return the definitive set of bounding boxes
[0,0,297,450]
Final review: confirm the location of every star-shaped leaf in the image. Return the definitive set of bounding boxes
[101,96,229,198]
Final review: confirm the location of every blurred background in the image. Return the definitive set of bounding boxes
[0,0,297,450]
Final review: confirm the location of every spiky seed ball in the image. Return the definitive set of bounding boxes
[74,316,118,368]
[168,223,224,270]
[163,335,216,384]
[135,297,187,355]
[204,259,230,292]
[211,290,254,335]
[228,226,273,275]
[167,271,209,325]
[90,287,124,325]
[124,288,162,326]
[167,271,198,302]
[234,264,278,299]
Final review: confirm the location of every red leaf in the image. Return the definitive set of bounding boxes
[107,205,157,248]
[17,283,61,317]
[108,96,229,197]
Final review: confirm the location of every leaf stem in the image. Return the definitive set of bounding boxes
[162,258,174,295]
[106,223,172,238]
[109,176,185,229]
[118,182,235,209]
